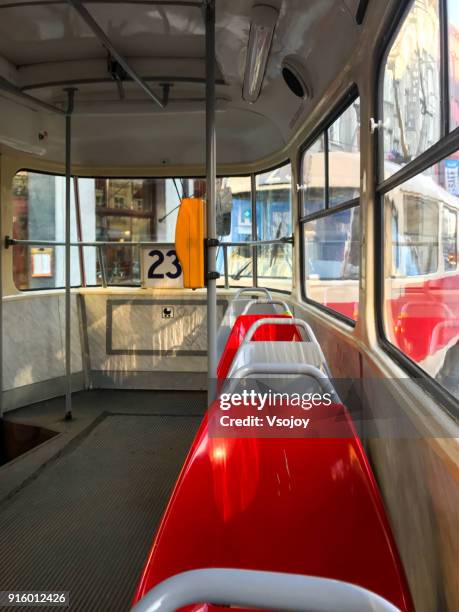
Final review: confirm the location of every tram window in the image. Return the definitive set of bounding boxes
[328,100,360,207]
[12,172,206,289]
[383,152,459,395]
[303,206,360,321]
[216,176,254,287]
[300,94,361,321]
[80,177,204,286]
[382,0,441,177]
[256,163,293,292]
[449,0,459,130]
[300,136,326,216]
[12,171,81,290]
[389,196,439,277]
[442,206,458,271]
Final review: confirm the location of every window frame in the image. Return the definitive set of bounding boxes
[298,85,361,326]
[375,0,459,417]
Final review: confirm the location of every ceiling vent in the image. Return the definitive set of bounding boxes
[281,56,312,100]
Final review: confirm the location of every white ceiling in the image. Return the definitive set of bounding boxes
[0,0,384,168]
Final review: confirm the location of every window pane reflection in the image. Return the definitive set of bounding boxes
[384,152,459,397]
[383,0,441,176]
[216,176,254,287]
[300,136,326,216]
[328,99,360,206]
[304,207,360,321]
[256,163,292,291]
[12,172,81,290]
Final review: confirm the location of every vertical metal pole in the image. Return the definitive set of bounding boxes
[205,0,217,403]
[73,176,86,287]
[251,173,258,286]
[0,160,3,419]
[97,246,108,288]
[223,246,229,289]
[64,88,76,421]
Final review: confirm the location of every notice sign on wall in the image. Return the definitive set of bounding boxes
[142,245,184,289]
[31,247,53,278]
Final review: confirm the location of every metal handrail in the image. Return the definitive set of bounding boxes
[234,287,272,300]
[219,236,293,247]
[241,299,291,316]
[223,363,340,403]
[130,568,399,612]
[5,237,172,248]
[5,236,293,289]
[230,317,330,379]
[5,236,292,249]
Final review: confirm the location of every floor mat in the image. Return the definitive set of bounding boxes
[0,413,201,612]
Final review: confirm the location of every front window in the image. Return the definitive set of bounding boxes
[13,170,293,293]
[256,163,293,292]
[215,176,253,288]
[12,171,81,290]
[11,173,203,289]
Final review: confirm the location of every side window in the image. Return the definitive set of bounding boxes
[328,101,360,207]
[300,96,361,322]
[379,0,459,402]
[382,154,459,398]
[390,196,439,277]
[382,0,441,177]
[301,136,326,216]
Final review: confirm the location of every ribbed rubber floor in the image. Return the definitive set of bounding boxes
[0,413,201,612]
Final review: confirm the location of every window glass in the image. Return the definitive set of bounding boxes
[12,171,81,290]
[383,152,459,397]
[328,99,360,206]
[12,172,206,289]
[442,206,457,271]
[389,196,439,277]
[300,136,326,216]
[256,163,293,291]
[81,177,204,286]
[449,0,459,130]
[382,0,441,177]
[215,176,254,287]
[304,206,360,320]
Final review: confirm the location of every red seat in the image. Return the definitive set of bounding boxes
[132,400,413,612]
[217,313,301,380]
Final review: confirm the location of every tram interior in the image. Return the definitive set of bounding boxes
[0,0,458,611]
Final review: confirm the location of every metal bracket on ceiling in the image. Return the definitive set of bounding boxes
[108,56,127,100]
[66,0,164,109]
[160,83,172,106]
